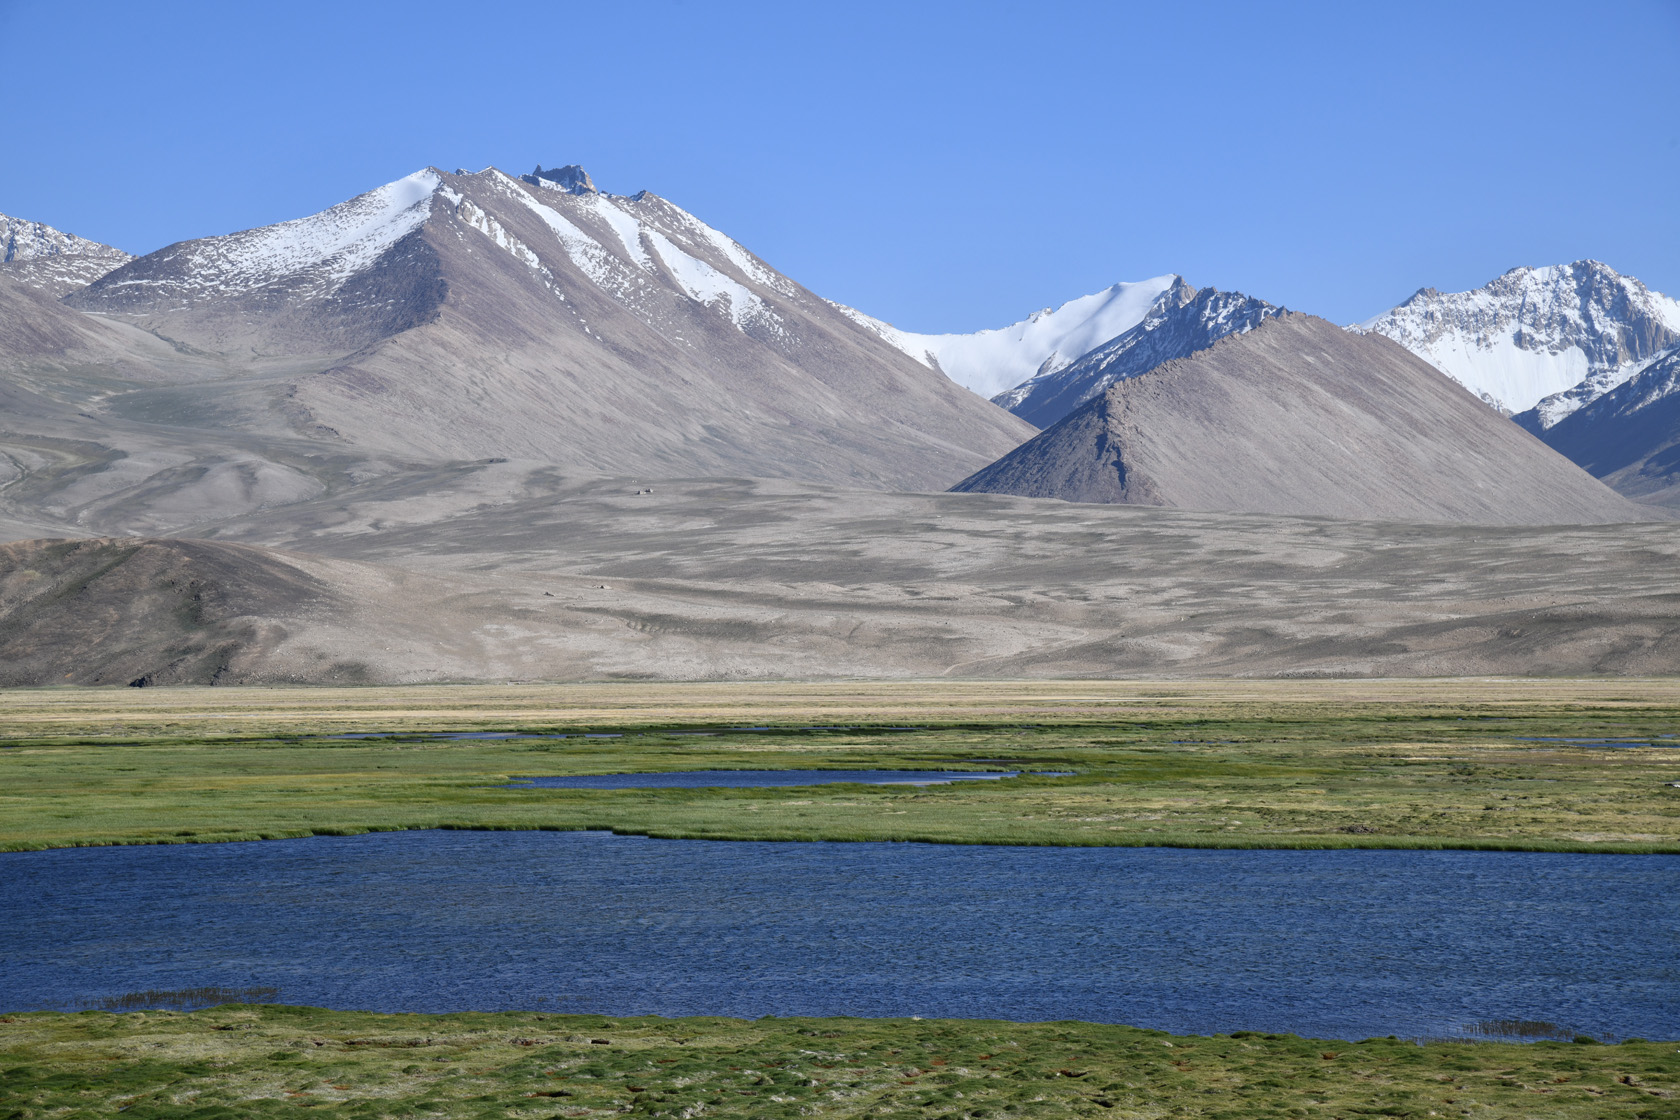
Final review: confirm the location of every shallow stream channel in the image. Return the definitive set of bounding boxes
[4,829,1676,1042]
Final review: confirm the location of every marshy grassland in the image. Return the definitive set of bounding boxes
[1,679,1677,853]
[3,1005,1676,1119]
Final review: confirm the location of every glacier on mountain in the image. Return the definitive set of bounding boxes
[1359,261,1680,423]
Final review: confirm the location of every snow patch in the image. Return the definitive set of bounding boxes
[457,199,548,277]
[828,303,936,368]
[503,182,642,298]
[582,195,654,271]
[644,227,781,333]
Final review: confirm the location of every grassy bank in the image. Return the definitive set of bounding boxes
[2,1006,1674,1119]
[1,682,1678,853]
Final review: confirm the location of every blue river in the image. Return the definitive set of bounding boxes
[3,831,1675,1041]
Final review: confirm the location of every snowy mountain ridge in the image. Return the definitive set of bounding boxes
[59,163,1033,490]
[1358,261,1680,425]
[0,212,132,297]
[85,170,442,303]
[69,165,823,352]
[838,275,1180,398]
[0,212,127,263]
[993,280,1284,428]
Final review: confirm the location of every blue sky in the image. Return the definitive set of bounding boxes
[2,0,1676,331]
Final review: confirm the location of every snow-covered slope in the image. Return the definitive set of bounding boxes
[1358,261,1680,424]
[837,276,1178,398]
[994,280,1284,428]
[0,212,131,297]
[81,171,441,304]
[0,212,125,263]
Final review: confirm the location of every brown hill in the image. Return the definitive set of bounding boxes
[951,313,1654,524]
[0,538,339,687]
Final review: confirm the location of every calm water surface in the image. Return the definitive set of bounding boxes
[3,831,1676,1041]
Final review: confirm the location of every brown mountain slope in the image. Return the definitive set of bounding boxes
[0,278,170,377]
[951,313,1655,524]
[1531,348,1680,509]
[0,538,342,687]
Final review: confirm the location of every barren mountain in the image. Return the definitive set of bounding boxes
[1360,261,1680,422]
[47,165,1032,493]
[952,313,1652,525]
[0,537,338,687]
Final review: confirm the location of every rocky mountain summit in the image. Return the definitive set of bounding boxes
[0,211,131,297]
[522,164,598,194]
[1359,260,1680,424]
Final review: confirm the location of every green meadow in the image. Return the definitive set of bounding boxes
[1,681,1677,853]
[3,1006,1676,1120]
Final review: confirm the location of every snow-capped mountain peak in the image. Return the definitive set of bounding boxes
[0,211,132,296]
[0,212,126,263]
[74,168,443,314]
[836,275,1181,398]
[1359,260,1680,424]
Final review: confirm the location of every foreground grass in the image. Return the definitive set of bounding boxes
[2,1007,1675,1120]
[1,683,1678,853]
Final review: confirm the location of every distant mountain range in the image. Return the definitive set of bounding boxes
[887,257,1680,509]
[838,275,1181,399]
[0,166,1673,531]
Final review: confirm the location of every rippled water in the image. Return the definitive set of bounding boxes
[4,832,1676,1041]
[502,769,1043,789]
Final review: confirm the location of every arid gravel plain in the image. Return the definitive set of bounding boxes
[3,461,1677,685]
